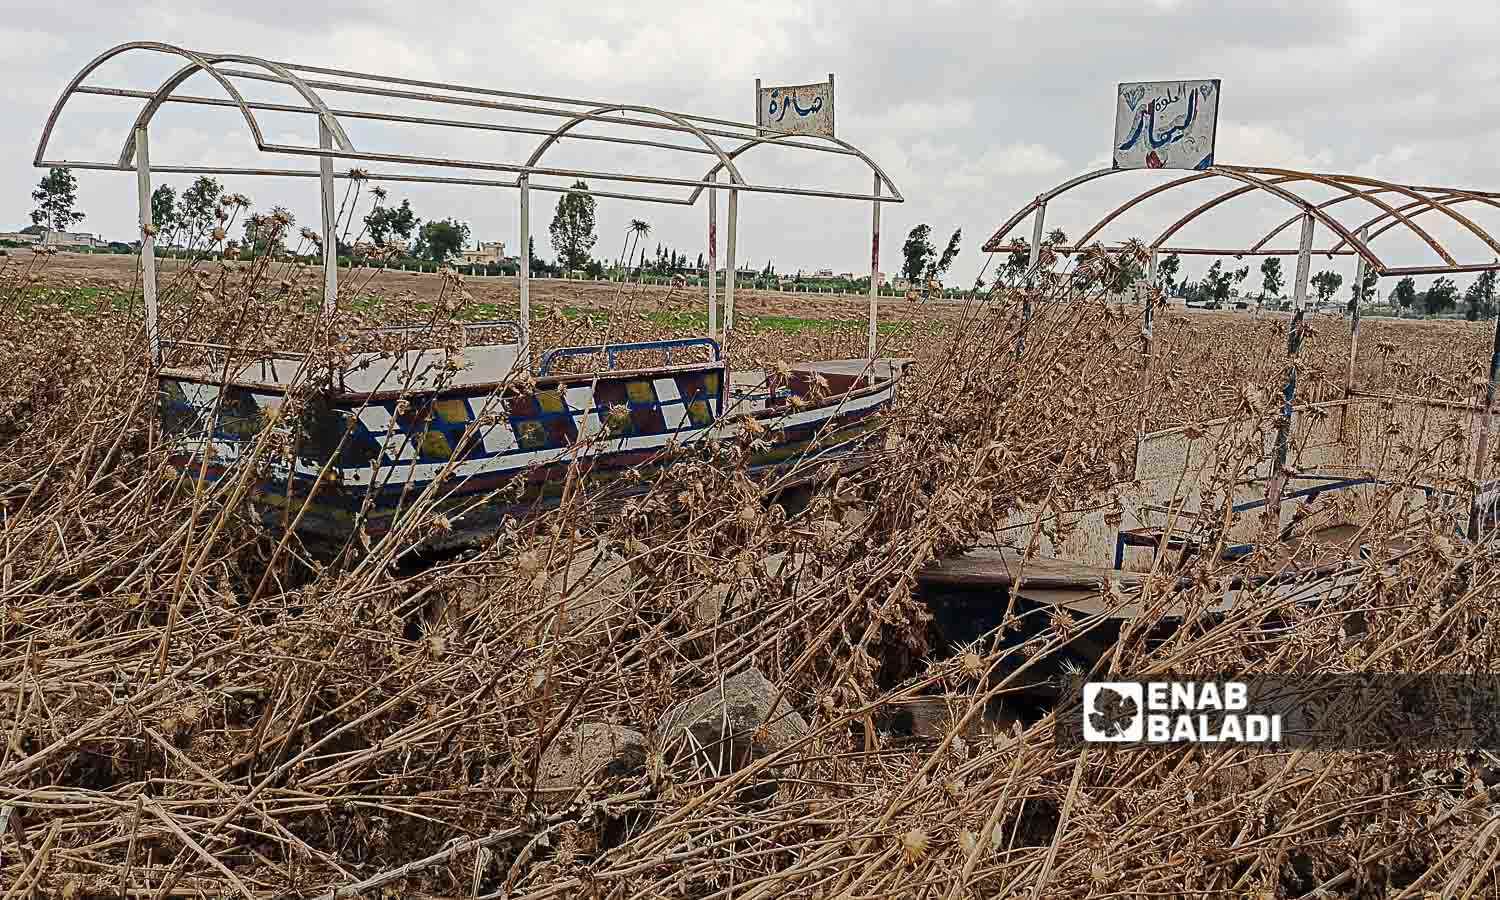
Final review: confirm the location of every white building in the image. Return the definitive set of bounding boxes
[0,228,104,249]
[459,240,505,266]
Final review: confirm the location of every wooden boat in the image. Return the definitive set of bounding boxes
[158,324,909,550]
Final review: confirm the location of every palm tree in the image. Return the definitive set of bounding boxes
[626,219,651,275]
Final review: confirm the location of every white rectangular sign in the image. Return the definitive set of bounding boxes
[757,77,834,138]
[1113,80,1220,171]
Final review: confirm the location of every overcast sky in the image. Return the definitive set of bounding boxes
[6,0,1500,289]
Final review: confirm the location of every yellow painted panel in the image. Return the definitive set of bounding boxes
[537,390,565,413]
[434,398,469,422]
[627,380,656,403]
[421,431,453,459]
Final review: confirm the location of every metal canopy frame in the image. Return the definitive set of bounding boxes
[37,41,904,361]
[981,164,1500,277]
[982,163,1500,535]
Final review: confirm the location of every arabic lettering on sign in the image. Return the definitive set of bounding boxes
[757,80,834,138]
[1113,80,1220,171]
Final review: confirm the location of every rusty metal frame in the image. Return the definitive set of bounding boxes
[982,164,1500,277]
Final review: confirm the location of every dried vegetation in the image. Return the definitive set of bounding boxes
[2,241,1500,898]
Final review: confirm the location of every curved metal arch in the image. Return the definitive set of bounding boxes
[1341,193,1500,252]
[1192,170,1456,267]
[981,166,1118,252]
[684,132,905,204]
[35,41,271,167]
[1207,168,1386,271]
[117,53,354,168]
[1150,174,1301,250]
[523,104,745,190]
[1071,171,1217,248]
[1248,167,1500,263]
[1250,186,1410,252]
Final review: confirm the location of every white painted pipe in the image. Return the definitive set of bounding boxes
[135,125,158,365]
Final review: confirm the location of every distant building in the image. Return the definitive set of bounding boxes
[459,240,505,266]
[0,228,104,249]
[812,268,836,279]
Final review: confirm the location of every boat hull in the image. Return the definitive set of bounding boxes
[158,358,903,550]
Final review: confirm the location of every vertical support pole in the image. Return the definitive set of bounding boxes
[707,173,718,337]
[1341,226,1370,438]
[1469,300,1500,539]
[135,125,159,366]
[318,121,338,316]
[725,187,738,335]
[1266,212,1315,527]
[868,173,882,360]
[1017,200,1046,358]
[1145,248,1158,335]
[519,174,531,355]
[1139,248,1157,435]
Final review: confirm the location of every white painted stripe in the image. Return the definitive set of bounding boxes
[654,378,688,430]
[357,405,417,461]
[479,419,518,455]
[565,385,604,438]
[179,383,220,407]
[170,381,898,487]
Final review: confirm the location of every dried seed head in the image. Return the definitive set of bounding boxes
[900,828,929,864]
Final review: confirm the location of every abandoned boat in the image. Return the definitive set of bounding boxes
[34,42,912,549]
[157,325,908,548]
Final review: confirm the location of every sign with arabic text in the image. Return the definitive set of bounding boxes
[1113,80,1220,171]
[757,78,834,138]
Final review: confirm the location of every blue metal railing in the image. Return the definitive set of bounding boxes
[537,337,722,376]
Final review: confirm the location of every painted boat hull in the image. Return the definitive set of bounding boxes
[158,357,904,550]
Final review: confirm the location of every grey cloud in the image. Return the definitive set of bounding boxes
[4,0,1499,290]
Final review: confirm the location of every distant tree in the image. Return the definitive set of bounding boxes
[30,166,86,232]
[1157,252,1181,294]
[621,219,650,273]
[242,206,295,257]
[1310,270,1343,309]
[150,185,178,243]
[1044,228,1068,248]
[696,252,704,271]
[1424,276,1459,315]
[549,180,598,272]
[999,236,1030,286]
[1106,252,1145,294]
[1464,269,1498,320]
[417,218,470,263]
[364,198,418,249]
[175,176,222,245]
[1349,266,1378,313]
[901,224,934,285]
[1392,276,1417,315]
[1202,260,1249,306]
[928,228,961,284]
[1260,257,1284,302]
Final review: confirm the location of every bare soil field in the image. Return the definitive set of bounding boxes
[30,251,959,329]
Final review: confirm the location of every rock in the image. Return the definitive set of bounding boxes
[658,667,809,773]
[542,543,634,637]
[534,722,647,804]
